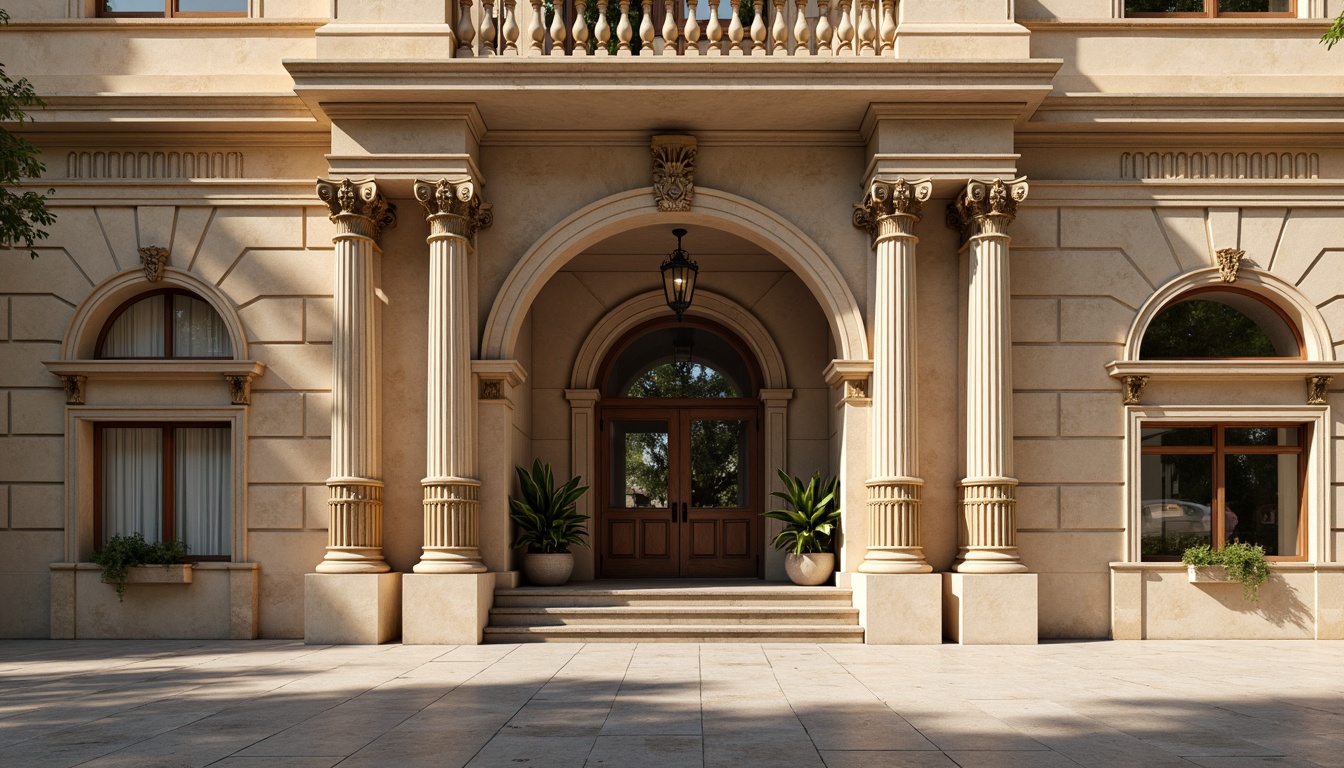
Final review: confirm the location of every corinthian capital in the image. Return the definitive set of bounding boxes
[946,177,1029,240]
[316,178,397,240]
[852,177,933,243]
[414,178,493,238]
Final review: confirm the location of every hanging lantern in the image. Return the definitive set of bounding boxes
[660,228,698,320]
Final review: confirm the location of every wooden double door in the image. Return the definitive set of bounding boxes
[597,402,761,578]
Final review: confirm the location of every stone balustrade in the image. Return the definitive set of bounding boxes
[454,0,896,57]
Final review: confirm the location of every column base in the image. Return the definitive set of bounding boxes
[413,548,487,574]
[315,548,391,574]
[859,548,933,574]
[304,573,402,645]
[953,547,1028,574]
[403,573,494,645]
[942,572,1037,645]
[852,572,942,644]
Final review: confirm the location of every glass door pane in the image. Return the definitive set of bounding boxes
[689,419,748,508]
[608,420,670,509]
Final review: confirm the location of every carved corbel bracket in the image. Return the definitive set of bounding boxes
[61,375,87,405]
[652,135,697,212]
[1307,375,1333,405]
[316,178,397,240]
[472,359,528,404]
[224,374,255,405]
[852,177,933,244]
[823,359,873,406]
[1121,375,1148,406]
[946,177,1029,241]
[1216,247,1244,283]
[139,246,170,282]
[414,178,493,239]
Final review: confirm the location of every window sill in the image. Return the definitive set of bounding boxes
[43,359,265,405]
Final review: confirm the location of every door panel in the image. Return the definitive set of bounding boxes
[601,415,680,578]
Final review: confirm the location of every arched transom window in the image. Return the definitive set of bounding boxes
[604,324,755,399]
[1139,288,1301,359]
[98,289,233,359]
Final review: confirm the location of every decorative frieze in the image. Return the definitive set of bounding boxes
[652,135,696,212]
[1215,248,1244,283]
[1307,375,1332,405]
[852,177,931,243]
[139,246,169,283]
[66,151,245,180]
[1120,151,1319,181]
[414,178,493,239]
[316,178,397,240]
[946,177,1029,240]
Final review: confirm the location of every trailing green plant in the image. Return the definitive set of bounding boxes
[762,470,840,555]
[89,533,189,602]
[509,459,590,554]
[1182,541,1270,600]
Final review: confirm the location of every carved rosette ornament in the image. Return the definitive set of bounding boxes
[946,177,1029,240]
[316,178,397,239]
[1216,247,1244,283]
[1307,375,1333,405]
[139,246,170,282]
[414,178,493,239]
[652,135,697,212]
[1122,375,1149,406]
[852,177,933,244]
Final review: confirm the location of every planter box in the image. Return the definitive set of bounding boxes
[1187,565,1237,585]
[122,564,193,586]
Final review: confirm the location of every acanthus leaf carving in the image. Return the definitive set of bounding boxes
[316,178,397,240]
[852,177,932,244]
[61,375,87,405]
[414,178,493,238]
[1122,375,1148,406]
[1307,375,1332,406]
[946,177,1029,240]
[1216,247,1244,283]
[652,135,697,212]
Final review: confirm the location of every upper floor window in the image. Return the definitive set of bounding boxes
[1139,288,1302,359]
[98,289,233,359]
[98,0,246,18]
[1125,0,1295,16]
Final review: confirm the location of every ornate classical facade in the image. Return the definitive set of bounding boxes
[2,0,1343,644]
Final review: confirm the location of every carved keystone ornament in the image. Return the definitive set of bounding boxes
[1216,247,1244,283]
[652,135,697,212]
[139,246,170,282]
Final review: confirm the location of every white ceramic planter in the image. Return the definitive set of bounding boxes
[523,552,575,586]
[1187,565,1235,584]
[784,552,834,586]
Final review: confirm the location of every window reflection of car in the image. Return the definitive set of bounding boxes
[1141,500,1211,537]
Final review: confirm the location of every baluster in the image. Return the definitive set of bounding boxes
[748,0,766,54]
[573,0,590,54]
[879,0,895,55]
[792,0,810,55]
[640,0,655,53]
[684,0,702,54]
[728,2,744,55]
[769,0,785,54]
[529,0,545,54]
[596,0,612,53]
[480,0,498,55]
[617,0,633,54]
[835,0,853,55]
[856,0,874,55]
[662,0,679,54]
[456,0,477,57]
[706,0,724,55]
[503,0,520,54]
[549,0,567,54]
[815,0,832,54]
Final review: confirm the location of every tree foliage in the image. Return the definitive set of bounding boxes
[0,9,54,259]
[1324,10,1344,49]
[1139,299,1278,358]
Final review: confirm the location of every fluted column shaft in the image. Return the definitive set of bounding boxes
[413,179,493,574]
[948,177,1029,574]
[315,178,396,574]
[853,178,933,574]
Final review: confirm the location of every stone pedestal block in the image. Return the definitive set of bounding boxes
[402,572,494,645]
[1110,565,1144,640]
[304,573,402,645]
[943,572,1037,645]
[1317,569,1344,640]
[852,572,942,644]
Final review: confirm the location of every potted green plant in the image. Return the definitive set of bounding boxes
[90,532,189,601]
[1182,542,1270,600]
[763,470,841,586]
[509,459,590,586]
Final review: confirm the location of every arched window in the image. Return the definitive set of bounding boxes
[1139,288,1301,359]
[603,323,756,398]
[98,289,233,359]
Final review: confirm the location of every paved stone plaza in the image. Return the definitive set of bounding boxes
[1,639,1342,768]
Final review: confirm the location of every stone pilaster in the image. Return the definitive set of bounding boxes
[315,178,396,575]
[413,178,493,574]
[947,177,1029,575]
[853,178,933,574]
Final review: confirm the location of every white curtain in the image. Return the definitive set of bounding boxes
[173,295,232,358]
[102,428,163,542]
[175,427,232,557]
[101,295,165,357]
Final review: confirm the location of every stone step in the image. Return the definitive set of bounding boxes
[493,586,854,609]
[489,605,860,626]
[482,624,866,643]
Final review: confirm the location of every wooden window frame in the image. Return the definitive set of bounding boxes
[96,288,233,361]
[1126,0,1296,17]
[93,421,232,561]
[96,1,247,18]
[1140,422,1308,562]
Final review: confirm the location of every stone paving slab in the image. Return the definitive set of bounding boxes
[0,639,1341,767]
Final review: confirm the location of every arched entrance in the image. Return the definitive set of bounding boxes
[596,317,764,578]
